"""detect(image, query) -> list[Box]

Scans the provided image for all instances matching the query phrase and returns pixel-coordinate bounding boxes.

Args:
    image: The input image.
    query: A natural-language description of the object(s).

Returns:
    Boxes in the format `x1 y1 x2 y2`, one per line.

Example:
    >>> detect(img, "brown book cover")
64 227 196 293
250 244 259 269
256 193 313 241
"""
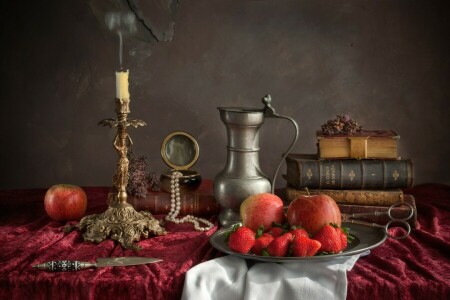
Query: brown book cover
285 184 404 206
284 154 414 190
127 179 219 216
338 195 417 228
317 130 400 159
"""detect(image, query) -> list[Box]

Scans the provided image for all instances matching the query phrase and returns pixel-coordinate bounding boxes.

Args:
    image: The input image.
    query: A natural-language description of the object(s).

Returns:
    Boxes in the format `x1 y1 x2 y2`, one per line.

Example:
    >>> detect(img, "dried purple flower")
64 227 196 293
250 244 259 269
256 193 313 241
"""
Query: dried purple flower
321 115 362 135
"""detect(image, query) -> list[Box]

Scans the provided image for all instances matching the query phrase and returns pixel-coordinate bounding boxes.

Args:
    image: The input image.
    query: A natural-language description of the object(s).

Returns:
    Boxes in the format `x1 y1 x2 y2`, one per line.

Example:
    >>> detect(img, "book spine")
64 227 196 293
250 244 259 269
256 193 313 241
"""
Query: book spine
316 130 399 159
286 157 413 189
128 193 219 216
285 187 403 206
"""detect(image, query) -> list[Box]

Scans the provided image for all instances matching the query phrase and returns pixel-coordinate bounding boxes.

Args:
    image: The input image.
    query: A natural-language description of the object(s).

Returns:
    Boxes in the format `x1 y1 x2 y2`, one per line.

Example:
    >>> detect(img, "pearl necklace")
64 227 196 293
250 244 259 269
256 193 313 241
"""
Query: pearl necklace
165 171 214 232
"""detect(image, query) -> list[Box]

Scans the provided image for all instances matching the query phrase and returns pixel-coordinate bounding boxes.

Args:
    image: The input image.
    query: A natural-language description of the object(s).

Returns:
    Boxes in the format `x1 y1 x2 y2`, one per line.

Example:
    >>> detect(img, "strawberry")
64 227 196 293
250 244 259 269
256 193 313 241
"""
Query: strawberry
306 239 322 256
337 226 353 252
251 233 274 255
267 226 286 238
291 236 321 257
313 224 342 254
338 229 348 251
228 225 256 254
289 227 309 240
264 232 293 257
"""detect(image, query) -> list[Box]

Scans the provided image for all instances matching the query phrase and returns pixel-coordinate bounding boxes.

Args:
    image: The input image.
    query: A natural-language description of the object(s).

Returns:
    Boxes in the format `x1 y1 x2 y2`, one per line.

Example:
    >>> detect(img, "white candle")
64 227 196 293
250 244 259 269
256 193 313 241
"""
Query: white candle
115 69 130 99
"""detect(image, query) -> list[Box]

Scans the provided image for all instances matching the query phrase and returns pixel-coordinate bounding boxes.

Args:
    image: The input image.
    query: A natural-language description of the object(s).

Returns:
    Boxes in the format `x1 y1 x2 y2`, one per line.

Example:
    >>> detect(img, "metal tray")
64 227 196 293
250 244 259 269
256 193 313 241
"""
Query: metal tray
210 222 387 263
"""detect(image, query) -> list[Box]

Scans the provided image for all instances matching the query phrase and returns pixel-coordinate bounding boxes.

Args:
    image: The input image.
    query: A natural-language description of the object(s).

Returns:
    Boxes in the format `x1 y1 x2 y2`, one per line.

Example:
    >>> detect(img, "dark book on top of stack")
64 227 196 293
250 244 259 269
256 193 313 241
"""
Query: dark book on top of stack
284 153 414 190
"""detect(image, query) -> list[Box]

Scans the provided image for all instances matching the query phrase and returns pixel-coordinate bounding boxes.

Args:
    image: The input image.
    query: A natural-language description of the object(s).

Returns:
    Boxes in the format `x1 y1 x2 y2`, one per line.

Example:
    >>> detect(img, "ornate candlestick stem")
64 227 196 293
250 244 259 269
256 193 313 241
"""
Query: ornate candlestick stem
112 98 132 205
66 78 167 251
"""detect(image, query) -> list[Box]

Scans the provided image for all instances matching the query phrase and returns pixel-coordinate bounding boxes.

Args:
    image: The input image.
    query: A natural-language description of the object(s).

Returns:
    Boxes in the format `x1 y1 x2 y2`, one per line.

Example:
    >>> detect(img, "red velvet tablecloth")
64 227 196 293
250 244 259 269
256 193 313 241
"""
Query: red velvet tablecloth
0 184 449 299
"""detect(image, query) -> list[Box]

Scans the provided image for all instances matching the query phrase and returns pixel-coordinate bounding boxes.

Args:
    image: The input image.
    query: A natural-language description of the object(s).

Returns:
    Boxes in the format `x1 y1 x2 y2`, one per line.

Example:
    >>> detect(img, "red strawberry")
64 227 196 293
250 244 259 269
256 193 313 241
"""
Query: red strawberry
251 233 274 255
289 227 309 240
228 226 256 254
337 226 353 252
264 232 293 257
313 224 342 254
267 226 285 238
338 229 348 251
306 239 322 256
291 237 321 257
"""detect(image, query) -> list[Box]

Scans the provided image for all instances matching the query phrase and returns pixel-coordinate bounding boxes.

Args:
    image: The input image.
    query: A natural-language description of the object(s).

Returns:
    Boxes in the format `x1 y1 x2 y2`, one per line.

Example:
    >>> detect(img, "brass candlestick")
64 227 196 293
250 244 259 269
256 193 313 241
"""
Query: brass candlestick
66 91 167 251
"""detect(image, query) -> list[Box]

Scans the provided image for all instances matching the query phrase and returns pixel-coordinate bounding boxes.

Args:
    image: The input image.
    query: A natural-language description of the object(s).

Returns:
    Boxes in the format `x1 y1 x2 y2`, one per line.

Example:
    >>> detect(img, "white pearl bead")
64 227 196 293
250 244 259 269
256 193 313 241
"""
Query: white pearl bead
165 171 213 231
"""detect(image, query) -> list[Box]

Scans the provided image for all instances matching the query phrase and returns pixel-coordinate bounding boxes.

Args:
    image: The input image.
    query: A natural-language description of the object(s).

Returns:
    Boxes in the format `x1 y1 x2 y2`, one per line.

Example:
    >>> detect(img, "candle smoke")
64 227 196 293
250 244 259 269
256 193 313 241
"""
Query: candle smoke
105 12 137 67
119 31 123 67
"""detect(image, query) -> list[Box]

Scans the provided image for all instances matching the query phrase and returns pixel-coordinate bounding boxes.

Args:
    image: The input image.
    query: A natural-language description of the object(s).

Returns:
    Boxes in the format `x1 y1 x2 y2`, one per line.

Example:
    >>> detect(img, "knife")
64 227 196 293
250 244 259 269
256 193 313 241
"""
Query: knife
32 257 162 272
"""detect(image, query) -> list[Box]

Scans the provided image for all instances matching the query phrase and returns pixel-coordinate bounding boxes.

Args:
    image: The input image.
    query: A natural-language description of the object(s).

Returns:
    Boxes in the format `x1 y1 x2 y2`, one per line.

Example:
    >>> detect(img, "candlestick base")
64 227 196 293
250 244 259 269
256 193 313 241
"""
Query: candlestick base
65 193 167 251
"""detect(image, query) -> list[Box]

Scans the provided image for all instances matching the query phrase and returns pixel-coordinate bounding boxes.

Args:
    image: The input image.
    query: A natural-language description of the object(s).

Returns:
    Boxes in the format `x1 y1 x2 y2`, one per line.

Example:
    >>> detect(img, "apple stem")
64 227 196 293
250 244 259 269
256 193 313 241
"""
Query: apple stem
305 187 310 196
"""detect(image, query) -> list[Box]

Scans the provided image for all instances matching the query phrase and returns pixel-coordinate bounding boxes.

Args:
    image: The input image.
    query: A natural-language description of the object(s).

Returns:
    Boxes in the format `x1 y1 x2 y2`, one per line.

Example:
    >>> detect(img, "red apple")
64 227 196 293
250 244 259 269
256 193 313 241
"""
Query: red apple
240 193 285 232
44 184 87 222
287 194 341 235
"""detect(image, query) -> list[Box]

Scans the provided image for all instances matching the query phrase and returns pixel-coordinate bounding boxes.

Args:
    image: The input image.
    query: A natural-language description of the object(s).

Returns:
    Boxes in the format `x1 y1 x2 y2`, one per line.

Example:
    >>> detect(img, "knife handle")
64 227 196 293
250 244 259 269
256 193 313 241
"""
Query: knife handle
33 261 96 272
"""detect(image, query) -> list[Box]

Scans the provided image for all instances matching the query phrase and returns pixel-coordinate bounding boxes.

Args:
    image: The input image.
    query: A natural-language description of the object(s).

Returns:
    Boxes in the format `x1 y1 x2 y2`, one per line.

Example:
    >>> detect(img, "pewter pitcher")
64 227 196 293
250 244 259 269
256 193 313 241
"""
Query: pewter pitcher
214 95 299 227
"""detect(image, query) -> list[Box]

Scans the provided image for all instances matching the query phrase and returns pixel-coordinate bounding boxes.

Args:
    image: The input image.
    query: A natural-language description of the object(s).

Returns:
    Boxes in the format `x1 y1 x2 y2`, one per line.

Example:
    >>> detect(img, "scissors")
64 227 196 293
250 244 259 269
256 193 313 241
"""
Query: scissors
341 201 415 239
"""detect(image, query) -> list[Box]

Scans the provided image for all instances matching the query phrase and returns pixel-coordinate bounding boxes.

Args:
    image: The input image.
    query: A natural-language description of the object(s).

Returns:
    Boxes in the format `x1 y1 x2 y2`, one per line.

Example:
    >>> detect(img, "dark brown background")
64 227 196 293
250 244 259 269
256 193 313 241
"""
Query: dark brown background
1 0 449 189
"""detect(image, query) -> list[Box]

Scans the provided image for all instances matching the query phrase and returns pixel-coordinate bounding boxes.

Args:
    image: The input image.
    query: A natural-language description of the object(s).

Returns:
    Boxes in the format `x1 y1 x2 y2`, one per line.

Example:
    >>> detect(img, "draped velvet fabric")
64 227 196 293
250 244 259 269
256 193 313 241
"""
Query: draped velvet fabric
0 184 449 300
347 184 450 299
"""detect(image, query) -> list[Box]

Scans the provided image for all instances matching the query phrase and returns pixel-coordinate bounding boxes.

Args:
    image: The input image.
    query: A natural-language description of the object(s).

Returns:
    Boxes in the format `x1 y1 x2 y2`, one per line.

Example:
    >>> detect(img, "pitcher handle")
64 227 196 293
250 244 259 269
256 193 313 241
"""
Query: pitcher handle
262 95 299 194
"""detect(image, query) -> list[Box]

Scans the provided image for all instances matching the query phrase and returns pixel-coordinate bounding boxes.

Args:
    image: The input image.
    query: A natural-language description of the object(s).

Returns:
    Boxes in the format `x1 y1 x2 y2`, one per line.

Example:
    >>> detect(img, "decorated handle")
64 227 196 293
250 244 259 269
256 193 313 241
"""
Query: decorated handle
262 94 299 194
32 260 96 272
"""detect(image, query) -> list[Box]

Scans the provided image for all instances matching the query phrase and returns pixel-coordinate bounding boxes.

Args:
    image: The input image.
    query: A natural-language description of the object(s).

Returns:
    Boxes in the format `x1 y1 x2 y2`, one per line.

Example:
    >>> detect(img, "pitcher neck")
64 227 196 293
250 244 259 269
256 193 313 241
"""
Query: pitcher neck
222 151 267 179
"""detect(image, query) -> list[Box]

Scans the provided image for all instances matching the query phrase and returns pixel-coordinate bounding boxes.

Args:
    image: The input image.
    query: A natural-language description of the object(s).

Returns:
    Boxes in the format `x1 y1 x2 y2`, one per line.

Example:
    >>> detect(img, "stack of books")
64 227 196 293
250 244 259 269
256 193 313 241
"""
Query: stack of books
284 130 417 227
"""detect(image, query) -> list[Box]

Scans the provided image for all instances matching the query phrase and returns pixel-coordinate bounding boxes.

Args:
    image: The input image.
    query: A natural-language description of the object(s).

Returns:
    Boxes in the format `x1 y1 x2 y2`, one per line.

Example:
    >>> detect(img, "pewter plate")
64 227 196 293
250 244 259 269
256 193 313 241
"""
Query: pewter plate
210 222 387 263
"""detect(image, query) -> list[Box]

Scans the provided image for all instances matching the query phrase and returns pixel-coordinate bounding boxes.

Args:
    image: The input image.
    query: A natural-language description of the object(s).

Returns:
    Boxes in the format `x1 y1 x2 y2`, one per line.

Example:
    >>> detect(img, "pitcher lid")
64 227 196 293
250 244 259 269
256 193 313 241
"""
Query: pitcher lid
217 107 263 113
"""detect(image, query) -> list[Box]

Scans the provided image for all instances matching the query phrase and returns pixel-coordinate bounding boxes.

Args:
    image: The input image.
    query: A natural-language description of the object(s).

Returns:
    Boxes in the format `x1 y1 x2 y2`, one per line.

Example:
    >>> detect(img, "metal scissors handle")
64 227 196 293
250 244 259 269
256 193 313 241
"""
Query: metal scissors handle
342 202 414 239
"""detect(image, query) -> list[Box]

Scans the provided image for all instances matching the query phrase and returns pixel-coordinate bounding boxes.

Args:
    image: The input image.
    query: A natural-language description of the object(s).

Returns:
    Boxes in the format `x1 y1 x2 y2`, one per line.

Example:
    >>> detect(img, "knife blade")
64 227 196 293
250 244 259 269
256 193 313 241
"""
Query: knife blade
32 257 162 272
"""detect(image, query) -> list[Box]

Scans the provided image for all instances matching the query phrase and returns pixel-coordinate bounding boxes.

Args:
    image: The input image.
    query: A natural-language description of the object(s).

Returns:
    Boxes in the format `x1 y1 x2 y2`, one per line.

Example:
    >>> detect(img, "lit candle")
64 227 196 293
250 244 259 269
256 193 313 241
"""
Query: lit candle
115 69 130 99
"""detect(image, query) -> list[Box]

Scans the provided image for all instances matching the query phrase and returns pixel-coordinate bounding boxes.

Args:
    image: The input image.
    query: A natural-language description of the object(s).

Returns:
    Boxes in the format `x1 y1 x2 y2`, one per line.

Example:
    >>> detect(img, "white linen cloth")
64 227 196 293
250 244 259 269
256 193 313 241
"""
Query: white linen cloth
181 254 360 300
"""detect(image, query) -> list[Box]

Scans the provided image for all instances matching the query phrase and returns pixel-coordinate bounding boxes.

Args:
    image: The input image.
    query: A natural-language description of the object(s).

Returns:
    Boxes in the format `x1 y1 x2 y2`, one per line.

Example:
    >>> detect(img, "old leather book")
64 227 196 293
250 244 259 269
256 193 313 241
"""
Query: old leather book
284 154 413 190
317 130 400 159
127 180 219 216
285 184 404 206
